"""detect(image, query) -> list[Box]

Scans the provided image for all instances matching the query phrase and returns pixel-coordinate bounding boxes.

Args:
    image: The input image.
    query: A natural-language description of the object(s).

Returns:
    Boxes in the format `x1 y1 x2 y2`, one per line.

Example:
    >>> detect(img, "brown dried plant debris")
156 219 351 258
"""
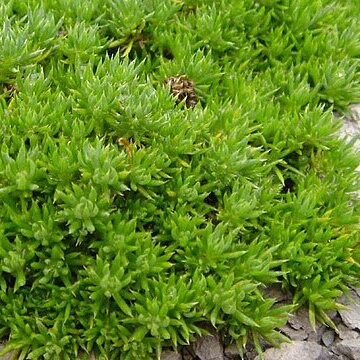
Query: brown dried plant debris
164 75 198 108
2 82 19 102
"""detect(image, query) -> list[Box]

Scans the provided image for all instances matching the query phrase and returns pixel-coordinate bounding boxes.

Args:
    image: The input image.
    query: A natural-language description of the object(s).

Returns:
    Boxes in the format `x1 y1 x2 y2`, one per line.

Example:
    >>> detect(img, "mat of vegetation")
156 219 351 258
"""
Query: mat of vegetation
0 0 359 359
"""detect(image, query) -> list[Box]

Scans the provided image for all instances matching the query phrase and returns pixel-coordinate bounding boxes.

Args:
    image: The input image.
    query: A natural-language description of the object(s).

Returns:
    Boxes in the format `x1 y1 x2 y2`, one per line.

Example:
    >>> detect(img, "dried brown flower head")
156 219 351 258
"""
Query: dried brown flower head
163 75 198 108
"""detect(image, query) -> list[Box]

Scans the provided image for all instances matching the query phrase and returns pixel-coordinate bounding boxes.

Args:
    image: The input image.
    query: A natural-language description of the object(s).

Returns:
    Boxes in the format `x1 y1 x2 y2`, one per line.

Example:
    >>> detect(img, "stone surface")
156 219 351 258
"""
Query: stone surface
354 287 360 298
181 346 197 360
307 325 326 343
280 324 308 341
336 323 359 341
338 290 360 331
0 345 14 360
254 341 330 360
337 103 360 177
287 308 312 332
341 104 360 152
224 343 240 359
321 330 336 347
327 310 339 320
194 334 224 360
333 338 360 360
328 353 350 360
263 284 292 304
161 350 182 360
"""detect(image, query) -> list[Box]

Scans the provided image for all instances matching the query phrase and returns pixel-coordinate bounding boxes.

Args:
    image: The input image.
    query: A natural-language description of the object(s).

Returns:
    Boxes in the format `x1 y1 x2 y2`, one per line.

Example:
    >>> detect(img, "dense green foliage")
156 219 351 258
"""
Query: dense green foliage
0 0 359 359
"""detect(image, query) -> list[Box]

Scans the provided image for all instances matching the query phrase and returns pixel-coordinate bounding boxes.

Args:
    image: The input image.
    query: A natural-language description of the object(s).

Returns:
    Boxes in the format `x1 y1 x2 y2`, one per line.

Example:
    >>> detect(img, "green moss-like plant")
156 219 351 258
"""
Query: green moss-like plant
0 0 359 359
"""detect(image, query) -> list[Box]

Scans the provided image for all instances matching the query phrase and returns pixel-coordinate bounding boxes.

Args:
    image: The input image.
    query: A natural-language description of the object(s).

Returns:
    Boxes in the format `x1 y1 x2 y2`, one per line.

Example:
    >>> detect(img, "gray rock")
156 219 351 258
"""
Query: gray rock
336 324 359 340
340 104 360 153
254 341 330 360
321 330 336 347
307 325 327 343
0 345 14 360
288 308 313 332
181 345 198 360
327 310 339 320
161 350 182 360
355 288 360 298
280 324 308 341
224 343 240 359
194 334 224 360
333 339 360 360
337 104 360 179
263 284 292 303
338 290 360 331
328 352 350 360
285 307 327 343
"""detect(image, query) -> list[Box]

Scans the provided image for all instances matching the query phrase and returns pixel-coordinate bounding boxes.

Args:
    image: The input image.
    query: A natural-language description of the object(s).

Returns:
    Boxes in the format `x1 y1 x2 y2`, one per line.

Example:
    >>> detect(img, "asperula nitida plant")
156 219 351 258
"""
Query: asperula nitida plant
163 75 198 108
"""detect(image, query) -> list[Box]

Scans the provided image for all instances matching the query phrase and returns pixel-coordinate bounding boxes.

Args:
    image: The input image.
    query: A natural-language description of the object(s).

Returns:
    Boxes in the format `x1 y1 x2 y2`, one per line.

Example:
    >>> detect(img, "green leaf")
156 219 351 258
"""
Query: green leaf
235 311 260 328
113 292 133 317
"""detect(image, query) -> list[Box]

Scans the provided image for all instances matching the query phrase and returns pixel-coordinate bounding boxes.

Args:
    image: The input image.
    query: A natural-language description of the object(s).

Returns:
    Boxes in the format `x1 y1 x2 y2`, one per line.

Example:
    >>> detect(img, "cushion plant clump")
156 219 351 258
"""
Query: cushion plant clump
0 0 359 359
